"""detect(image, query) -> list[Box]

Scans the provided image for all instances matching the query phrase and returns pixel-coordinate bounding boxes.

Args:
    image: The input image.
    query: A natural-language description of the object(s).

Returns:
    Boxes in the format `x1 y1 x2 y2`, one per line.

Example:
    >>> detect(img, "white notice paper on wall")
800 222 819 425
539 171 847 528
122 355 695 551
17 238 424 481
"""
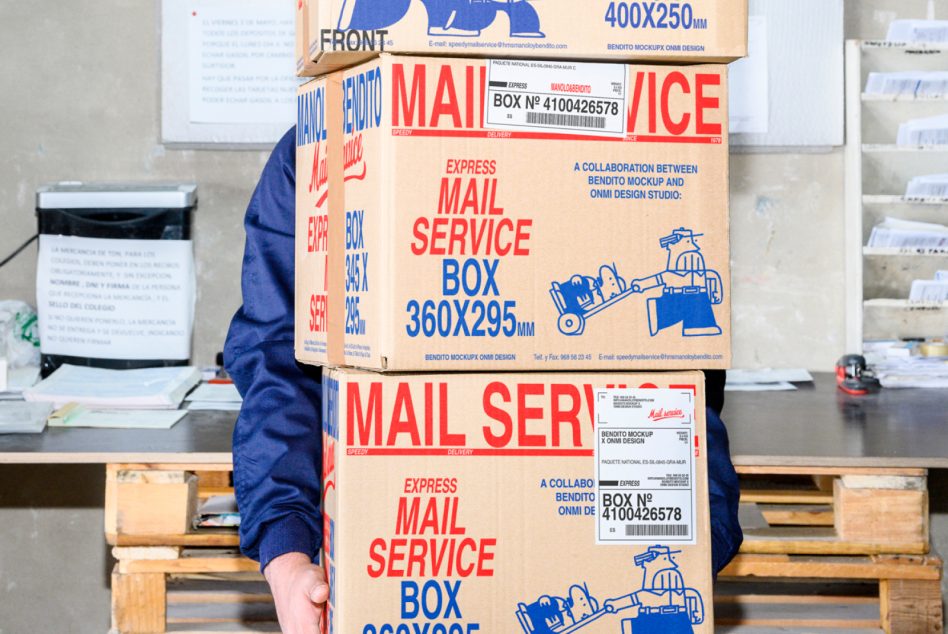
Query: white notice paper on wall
729 16 768 135
36 236 195 360
187 2 296 124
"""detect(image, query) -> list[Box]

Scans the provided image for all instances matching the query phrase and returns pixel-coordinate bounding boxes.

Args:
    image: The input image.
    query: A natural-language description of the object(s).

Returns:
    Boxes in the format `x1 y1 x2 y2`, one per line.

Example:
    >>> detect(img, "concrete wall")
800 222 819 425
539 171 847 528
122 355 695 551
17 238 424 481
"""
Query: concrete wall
0 1 944 631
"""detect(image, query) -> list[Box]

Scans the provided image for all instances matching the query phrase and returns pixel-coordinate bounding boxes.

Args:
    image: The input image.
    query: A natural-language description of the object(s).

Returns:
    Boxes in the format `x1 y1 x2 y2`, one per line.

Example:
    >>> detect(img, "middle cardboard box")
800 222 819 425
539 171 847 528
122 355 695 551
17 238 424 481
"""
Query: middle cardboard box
296 55 730 372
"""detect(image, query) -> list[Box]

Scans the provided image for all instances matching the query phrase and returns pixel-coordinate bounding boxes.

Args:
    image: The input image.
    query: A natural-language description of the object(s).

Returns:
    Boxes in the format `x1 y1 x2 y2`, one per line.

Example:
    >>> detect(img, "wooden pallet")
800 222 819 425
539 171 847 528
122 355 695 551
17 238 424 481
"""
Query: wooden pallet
107 463 252 634
106 463 942 634
719 553 943 633
735 466 930 556
715 580 884 632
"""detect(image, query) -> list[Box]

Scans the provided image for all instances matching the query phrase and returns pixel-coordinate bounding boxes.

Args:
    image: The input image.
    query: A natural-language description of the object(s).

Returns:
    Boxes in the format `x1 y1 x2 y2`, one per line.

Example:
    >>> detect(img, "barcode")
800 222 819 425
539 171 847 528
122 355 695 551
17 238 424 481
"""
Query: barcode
526 112 607 129
625 524 689 537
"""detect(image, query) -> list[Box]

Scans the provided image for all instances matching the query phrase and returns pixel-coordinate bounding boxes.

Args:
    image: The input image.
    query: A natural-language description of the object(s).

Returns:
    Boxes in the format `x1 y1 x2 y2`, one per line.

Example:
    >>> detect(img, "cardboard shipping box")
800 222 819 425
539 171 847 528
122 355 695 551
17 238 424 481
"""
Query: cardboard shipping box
321 367 712 633
296 0 747 76
296 55 731 371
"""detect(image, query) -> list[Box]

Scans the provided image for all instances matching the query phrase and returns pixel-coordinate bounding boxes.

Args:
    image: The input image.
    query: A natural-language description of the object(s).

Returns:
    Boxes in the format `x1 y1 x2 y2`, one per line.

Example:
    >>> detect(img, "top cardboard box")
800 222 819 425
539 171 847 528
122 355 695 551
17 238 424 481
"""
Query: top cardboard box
296 0 748 76
295 55 731 372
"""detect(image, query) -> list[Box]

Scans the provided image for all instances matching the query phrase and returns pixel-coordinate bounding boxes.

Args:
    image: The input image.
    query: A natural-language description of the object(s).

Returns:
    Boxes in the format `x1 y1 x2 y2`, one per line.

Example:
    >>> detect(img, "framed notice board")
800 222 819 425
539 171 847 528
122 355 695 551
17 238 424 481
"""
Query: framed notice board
729 0 844 148
161 0 298 147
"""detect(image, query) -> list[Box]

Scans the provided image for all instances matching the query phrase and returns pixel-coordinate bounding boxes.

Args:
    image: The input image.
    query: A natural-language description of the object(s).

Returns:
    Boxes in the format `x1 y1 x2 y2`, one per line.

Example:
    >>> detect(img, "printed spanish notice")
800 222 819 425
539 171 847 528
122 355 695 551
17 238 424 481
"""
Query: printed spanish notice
36 236 195 362
295 55 731 371
186 0 296 125
296 0 748 76
594 388 697 545
322 368 712 634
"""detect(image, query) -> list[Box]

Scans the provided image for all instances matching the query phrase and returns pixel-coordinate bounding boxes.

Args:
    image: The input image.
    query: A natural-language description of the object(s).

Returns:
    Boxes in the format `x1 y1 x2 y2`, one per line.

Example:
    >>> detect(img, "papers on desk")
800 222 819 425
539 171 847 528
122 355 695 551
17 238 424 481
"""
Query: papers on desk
867 340 948 388
724 368 813 391
906 174 948 199
0 366 40 401
874 357 948 389
865 71 948 98
867 217 948 249
886 19 948 44
0 401 53 434
47 403 187 429
23 364 201 409
897 114 948 146
185 382 242 411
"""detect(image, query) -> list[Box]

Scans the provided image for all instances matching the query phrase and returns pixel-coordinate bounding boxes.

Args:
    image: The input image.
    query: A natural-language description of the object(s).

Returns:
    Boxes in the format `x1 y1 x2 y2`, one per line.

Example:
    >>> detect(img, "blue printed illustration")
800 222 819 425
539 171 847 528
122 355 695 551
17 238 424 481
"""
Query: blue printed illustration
515 546 704 634
337 0 545 38
516 583 606 634
605 546 705 633
549 228 723 338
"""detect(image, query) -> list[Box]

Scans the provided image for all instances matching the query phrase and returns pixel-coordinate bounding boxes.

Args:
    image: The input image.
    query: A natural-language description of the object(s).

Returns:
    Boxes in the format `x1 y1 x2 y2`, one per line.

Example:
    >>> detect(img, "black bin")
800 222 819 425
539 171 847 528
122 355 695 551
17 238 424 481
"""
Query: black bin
36 182 198 377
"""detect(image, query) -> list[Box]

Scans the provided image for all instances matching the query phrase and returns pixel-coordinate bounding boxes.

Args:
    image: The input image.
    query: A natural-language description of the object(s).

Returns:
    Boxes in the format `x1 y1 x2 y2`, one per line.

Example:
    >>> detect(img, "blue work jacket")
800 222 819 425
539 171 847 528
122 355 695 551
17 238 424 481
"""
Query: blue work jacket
225 127 743 574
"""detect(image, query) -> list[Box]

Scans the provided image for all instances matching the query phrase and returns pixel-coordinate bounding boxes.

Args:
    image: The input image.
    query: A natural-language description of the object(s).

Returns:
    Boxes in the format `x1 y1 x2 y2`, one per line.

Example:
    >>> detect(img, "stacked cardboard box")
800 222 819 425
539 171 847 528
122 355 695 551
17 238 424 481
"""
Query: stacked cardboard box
295 5 745 633
296 0 747 76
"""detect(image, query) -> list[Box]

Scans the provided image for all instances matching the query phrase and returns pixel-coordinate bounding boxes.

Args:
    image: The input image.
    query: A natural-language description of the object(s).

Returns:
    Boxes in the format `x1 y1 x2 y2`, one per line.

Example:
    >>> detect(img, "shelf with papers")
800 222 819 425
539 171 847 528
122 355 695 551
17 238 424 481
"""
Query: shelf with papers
861 41 946 53
863 299 948 340
862 195 948 205
863 246 948 256
847 38 948 349
862 93 948 102
862 144 948 152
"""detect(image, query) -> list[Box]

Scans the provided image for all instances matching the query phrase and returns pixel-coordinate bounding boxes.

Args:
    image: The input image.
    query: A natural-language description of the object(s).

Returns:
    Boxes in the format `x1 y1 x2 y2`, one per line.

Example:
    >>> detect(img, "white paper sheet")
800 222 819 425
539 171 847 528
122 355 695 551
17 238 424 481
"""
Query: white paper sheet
187 2 296 124
910 280 948 303
886 19 948 44
729 16 769 134
48 406 186 429
0 402 52 434
906 173 948 199
23 364 201 409
726 368 814 384
36 235 195 361
187 401 242 411
185 382 241 403
724 381 797 392
897 113 948 146
868 217 948 249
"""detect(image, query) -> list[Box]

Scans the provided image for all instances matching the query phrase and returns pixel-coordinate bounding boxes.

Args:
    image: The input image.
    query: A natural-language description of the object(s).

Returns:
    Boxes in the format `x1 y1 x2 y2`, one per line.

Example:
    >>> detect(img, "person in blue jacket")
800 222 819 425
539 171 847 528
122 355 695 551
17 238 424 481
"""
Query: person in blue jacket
224 127 743 633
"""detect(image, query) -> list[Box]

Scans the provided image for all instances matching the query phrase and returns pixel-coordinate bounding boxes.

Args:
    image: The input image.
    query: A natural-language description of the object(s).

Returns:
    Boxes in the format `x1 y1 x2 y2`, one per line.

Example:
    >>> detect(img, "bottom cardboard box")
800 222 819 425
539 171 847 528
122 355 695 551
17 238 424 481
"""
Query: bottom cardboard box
321 367 711 633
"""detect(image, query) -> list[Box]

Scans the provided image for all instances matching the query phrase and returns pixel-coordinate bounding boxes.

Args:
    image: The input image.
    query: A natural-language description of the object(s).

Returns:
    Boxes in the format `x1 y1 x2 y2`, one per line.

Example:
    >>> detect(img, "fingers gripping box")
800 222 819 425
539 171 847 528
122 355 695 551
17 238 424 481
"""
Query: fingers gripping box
296 0 747 76
295 56 731 372
320 368 712 634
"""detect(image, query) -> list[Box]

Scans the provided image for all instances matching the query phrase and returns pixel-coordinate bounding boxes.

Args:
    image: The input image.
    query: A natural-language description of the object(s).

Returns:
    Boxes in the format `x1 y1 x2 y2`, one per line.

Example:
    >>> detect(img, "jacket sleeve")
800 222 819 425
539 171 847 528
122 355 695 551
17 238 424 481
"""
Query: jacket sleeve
224 126 323 571
704 370 743 576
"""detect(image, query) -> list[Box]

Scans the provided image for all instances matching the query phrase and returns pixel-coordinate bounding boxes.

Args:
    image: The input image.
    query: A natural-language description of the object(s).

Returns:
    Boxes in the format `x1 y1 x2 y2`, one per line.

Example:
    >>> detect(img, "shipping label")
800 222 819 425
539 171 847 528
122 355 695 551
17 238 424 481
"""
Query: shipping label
594 388 697 545
485 59 628 137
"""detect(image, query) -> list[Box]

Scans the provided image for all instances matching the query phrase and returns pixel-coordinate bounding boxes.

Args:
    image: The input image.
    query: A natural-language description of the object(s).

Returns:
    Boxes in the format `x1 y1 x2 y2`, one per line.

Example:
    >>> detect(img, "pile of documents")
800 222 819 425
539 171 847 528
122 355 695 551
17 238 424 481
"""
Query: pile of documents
906 173 948 198
865 71 948 98
866 340 948 388
886 19 948 44
897 114 948 146
867 217 948 249
19 364 202 430
909 271 948 303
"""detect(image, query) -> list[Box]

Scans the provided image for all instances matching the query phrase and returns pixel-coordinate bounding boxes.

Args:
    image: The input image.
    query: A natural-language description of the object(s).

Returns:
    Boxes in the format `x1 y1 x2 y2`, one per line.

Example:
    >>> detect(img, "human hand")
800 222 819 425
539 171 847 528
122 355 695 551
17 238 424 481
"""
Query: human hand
264 552 330 634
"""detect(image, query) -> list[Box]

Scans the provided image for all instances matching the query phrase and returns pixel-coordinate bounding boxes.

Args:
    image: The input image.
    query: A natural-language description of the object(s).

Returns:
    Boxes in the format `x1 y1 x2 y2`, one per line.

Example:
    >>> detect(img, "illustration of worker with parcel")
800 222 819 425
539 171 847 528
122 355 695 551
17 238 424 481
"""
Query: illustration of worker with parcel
516 546 704 634
336 0 545 38
551 227 724 338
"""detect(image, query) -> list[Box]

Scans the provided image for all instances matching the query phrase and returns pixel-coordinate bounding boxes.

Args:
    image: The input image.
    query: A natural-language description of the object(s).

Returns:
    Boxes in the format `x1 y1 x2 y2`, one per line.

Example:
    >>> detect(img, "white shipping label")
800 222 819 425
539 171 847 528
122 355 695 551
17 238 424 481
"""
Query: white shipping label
594 388 697 545
485 59 628 137
37 236 195 361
